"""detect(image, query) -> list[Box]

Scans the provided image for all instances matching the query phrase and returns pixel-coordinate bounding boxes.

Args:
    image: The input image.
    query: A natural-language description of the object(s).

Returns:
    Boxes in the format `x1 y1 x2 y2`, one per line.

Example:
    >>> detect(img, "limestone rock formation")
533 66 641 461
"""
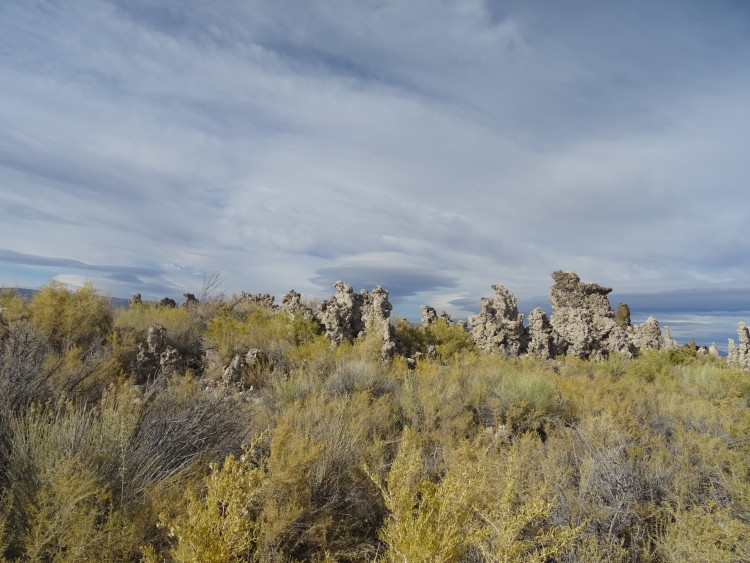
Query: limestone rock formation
222 354 246 385
469 285 526 356
614 303 631 327
159 297 177 308
136 324 182 378
317 281 362 344
361 285 398 359
421 305 438 327
548 271 620 359
316 281 396 359
631 317 662 351
240 292 276 309
728 322 750 371
280 289 315 319
662 327 679 350
548 271 647 359
181 292 199 308
605 326 638 357
130 293 142 307
526 307 556 358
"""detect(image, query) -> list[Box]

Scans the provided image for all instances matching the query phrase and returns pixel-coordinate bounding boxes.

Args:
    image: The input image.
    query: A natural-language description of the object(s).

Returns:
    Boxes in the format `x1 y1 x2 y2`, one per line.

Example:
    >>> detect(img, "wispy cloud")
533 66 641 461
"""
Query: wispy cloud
1 0 750 343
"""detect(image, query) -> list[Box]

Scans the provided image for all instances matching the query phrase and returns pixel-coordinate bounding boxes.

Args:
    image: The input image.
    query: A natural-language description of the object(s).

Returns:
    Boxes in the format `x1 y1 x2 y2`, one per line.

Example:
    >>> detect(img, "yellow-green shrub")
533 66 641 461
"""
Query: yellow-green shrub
161 451 264 562
27 281 113 353
425 318 476 361
371 428 581 562
114 302 202 356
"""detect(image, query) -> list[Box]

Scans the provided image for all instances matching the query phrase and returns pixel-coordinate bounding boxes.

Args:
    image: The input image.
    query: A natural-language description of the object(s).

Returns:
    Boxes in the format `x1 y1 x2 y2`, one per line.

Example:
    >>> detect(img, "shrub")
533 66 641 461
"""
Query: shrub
0 392 143 560
425 318 475 361
123 375 253 506
391 317 426 356
656 503 750 562
161 448 265 562
466 359 563 435
114 302 202 358
27 281 113 353
370 429 582 562
369 426 476 562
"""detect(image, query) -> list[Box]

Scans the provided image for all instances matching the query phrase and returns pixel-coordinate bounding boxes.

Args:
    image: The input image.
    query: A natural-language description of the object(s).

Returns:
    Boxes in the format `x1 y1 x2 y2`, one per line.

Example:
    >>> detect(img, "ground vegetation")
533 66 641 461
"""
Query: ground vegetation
0 283 748 561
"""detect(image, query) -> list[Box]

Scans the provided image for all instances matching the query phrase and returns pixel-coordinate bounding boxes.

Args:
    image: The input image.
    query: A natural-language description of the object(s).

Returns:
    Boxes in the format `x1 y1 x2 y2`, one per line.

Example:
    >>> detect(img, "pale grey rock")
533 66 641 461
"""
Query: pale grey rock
317 281 361 344
240 292 276 309
605 325 638 358
549 271 617 359
280 289 314 319
136 324 182 377
469 284 526 357
728 322 750 371
222 354 246 384
181 292 199 308
631 317 662 351
548 271 648 359
316 281 397 359
526 307 556 358
426 344 437 360
662 327 679 350
361 285 397 360
420 305 438 327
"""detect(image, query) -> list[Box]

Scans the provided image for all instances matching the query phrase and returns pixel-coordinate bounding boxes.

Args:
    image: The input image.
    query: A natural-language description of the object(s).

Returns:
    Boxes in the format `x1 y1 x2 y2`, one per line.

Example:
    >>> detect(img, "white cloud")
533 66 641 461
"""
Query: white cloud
1 0 750 346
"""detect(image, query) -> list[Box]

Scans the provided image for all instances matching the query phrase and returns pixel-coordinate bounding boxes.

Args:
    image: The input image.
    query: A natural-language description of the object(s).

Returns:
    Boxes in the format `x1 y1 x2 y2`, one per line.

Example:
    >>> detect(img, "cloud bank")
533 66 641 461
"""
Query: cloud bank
1 1 749 343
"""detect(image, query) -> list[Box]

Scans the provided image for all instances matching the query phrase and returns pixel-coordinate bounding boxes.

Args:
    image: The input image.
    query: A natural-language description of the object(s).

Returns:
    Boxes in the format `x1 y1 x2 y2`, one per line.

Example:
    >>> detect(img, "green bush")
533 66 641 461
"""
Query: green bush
27 281 113 353
114 302 203 357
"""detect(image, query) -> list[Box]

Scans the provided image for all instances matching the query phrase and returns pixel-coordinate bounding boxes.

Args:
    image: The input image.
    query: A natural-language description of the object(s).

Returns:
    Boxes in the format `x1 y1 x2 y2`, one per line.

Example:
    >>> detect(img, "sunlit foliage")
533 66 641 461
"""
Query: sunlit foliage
0 282 749 561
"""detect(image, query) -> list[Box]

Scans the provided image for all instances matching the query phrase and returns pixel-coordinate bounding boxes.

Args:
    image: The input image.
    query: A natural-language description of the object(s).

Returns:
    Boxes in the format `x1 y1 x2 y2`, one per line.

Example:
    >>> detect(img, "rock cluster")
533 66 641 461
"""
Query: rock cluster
316 281 396 359
280 289 314 319
460 271 662 360
181 293 199 308
549 271 627 359
469 285 526 356
240 292 276 309
526 308 556 358
662 327 679 350
728 323 750 371
136 324 182 379
421 305 438 327
220 348 267 386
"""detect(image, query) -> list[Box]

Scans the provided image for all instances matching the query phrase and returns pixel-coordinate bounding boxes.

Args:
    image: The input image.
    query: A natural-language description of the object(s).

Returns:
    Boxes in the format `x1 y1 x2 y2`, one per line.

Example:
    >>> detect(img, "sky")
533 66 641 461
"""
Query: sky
1 1 750 347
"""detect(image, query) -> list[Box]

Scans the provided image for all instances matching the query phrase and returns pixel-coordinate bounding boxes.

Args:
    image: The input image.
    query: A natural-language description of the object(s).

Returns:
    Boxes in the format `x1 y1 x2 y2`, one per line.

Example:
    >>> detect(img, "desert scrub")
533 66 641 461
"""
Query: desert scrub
114 301 203 357
425 318 476 361
465 357 565 436
205 308 325 368
0 388 146 560
160 448 265 562
395 360 474 462
392 317 475 362
370 428 581 562
27 280 113 353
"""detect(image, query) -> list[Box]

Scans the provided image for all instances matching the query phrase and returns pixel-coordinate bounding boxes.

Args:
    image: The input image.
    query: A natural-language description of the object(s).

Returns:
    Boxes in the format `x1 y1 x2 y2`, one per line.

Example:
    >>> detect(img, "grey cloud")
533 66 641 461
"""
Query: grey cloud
0 249 162 277
612 288 750 315
311 266 459 303
2 1 750 313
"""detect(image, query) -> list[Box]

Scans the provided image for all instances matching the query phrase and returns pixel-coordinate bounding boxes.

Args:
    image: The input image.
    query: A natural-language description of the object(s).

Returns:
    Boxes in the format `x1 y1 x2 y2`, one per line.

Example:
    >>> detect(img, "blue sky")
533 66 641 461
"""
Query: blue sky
1 1 749 346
